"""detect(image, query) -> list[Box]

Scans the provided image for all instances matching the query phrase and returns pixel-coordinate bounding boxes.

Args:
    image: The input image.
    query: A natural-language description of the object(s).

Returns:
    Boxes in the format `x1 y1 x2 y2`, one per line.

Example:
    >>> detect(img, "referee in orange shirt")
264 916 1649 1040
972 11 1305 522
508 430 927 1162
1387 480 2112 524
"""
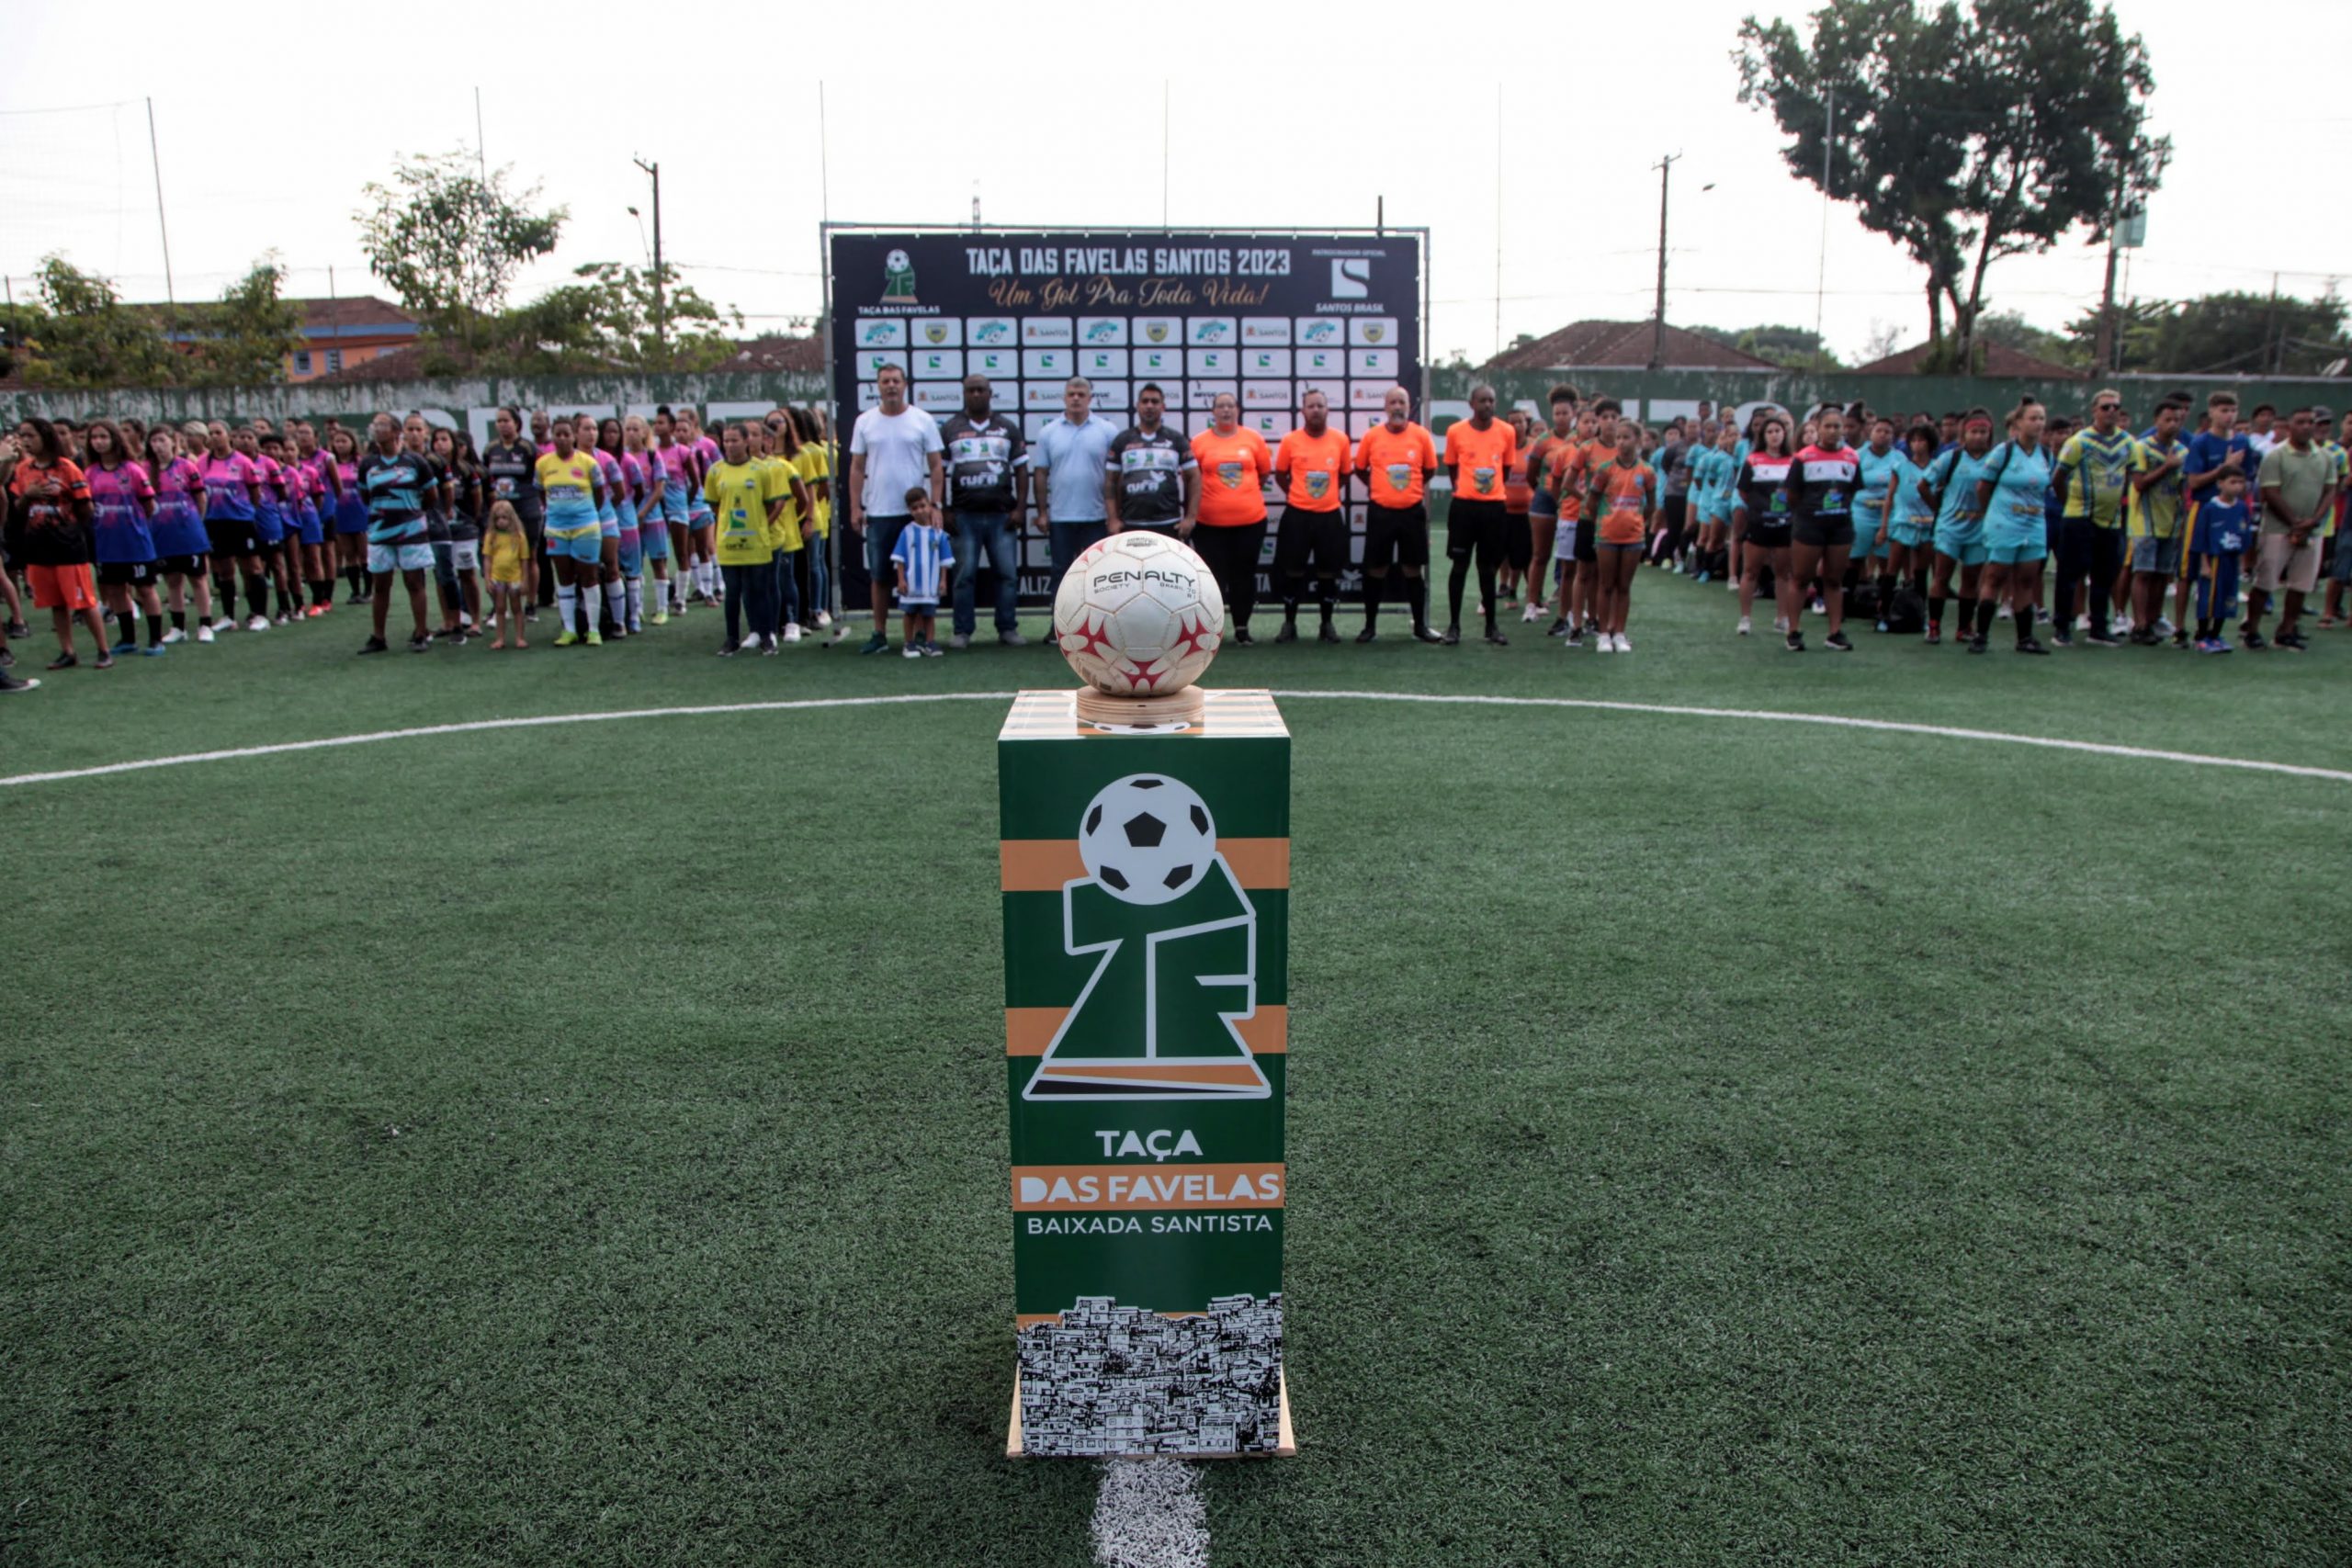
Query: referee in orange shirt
1442 383 1517 644
1272 389 1353 642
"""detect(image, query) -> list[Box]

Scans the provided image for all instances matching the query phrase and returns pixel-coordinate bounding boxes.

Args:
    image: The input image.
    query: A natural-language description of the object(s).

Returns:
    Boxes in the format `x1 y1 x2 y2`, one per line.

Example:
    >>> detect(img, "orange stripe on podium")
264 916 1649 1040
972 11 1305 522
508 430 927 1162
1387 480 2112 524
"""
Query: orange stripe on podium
999 837 1289 892
1006 1005 1286 1056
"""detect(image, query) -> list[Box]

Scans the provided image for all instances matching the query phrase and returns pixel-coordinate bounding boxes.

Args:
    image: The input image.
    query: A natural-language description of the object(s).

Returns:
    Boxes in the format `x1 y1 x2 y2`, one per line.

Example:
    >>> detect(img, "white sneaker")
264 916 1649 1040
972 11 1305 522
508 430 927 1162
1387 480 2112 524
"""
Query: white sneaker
2154 616 2175 637
1737 615 1752 636
161 626 186 645
901 643 922 659
1596 636 1615 654
197 624 216 644
816 610 834 628
1521 603 1539 623
1727 579 1738 592
1774 616 1788 634
1613 632 1632 651
783 622 803 643
2075 613 2091 631
1996 604 2013 620
245 615 270 632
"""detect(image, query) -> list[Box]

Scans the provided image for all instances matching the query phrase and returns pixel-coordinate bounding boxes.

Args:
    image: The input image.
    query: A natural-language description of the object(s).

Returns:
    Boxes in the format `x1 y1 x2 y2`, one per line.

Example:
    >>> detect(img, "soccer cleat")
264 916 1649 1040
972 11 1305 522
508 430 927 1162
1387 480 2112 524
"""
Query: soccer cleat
901 642 922 659
196 625 216 644
1595 635 1614 654
1825 630 1852 652
2016 637 2050 655
46 652 78 671
1925 625 1941 646
583 627 602 647
1736 615 1752 636
1411 626 1442 644
1996 604 2013 620
245 615 270 632
1548 617 1570 637
1774 616 1789 634
1785 633 1804 653
1483 627 1508 646
2084 631 2122 648
2276 630 2310 651
717 641 740 657
2154 616 2175 637
2051 633 2074 649
408 633 432 653
109 638 138 655
1966 634 1988 654
650 610 669 626
1233 626 1254 646
0 671 35 693
307 604 326 619
1612 632 1632 652
858 634 890 656
762 636 781 657
357 636 388 655
555 630 579 648
141 643 167 658
1320 622 1342 644
5 619 28 638
1521 603 1541 623
161 626 186 645
1440 626 1461 646
2240 630 2267 650
1355 626 1376 643
1273 623 1298 644
2171 628 2189 648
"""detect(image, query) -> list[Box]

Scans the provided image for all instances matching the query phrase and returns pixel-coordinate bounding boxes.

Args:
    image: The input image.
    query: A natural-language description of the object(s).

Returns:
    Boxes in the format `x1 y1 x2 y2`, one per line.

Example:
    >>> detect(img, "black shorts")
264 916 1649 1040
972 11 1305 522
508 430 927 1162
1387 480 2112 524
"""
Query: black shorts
1504 513 1533 571
96 559 157 587
1793 516 1855 550
157 553 205 576
1572 513 1598 564
1663 494 1689 530
206 520 262 558
1445 498 1508 566
1747 520 1793 550
1272 505 1348 577
1363 502 1429 570
517 511 546 550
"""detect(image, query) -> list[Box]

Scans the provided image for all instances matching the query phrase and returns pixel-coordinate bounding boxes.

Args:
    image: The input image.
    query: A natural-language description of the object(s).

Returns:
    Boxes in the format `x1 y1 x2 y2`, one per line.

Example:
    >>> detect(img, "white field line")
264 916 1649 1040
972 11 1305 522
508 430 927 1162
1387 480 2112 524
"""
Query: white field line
1091 1460 1209 1568
5 687 2350 789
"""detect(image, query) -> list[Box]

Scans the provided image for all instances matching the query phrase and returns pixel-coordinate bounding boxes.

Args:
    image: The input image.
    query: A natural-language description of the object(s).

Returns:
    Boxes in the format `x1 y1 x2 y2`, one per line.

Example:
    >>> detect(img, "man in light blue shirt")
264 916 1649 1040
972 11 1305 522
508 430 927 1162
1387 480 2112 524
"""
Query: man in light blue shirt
1030 378 1120 588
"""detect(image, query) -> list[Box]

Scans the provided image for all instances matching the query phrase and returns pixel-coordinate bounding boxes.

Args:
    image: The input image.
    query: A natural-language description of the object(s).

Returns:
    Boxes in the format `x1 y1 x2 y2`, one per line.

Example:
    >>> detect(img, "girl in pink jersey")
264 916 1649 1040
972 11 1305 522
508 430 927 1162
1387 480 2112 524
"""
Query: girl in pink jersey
144 426 217 642
622 415 673 627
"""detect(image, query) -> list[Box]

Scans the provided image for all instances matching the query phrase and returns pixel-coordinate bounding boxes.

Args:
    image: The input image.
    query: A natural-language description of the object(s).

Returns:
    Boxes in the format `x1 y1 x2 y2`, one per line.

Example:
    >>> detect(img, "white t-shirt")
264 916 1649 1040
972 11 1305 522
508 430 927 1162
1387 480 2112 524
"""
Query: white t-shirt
850 405 944 517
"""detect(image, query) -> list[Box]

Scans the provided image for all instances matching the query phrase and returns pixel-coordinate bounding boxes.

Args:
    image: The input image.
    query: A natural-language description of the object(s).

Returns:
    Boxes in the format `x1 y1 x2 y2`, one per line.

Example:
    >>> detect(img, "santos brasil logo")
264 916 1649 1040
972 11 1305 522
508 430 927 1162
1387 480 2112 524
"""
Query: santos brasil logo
1023 774 1268 1101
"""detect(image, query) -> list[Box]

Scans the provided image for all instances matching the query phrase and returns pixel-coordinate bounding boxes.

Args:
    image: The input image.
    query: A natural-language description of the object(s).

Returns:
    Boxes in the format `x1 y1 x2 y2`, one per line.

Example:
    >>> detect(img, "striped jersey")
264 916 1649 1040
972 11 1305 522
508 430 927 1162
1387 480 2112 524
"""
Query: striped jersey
889 521 956 604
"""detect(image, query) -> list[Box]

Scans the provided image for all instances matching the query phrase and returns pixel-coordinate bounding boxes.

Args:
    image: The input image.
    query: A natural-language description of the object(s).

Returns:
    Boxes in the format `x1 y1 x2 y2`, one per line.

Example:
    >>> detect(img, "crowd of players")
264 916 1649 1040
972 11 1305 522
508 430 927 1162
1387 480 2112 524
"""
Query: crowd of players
5 375 2345 692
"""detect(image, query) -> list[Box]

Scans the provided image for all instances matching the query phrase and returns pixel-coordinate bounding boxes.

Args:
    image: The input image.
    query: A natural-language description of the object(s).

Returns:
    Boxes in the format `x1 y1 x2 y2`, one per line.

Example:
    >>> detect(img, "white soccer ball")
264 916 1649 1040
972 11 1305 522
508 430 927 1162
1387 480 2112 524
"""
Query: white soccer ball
1079 773 1218 907
885 248 912 275
1053 531 1223 697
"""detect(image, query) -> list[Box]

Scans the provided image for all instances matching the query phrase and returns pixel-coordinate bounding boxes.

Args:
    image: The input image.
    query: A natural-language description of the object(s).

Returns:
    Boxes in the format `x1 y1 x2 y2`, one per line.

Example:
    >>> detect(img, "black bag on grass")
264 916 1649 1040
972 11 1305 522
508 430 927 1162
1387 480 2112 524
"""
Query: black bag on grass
1883 585 1926 634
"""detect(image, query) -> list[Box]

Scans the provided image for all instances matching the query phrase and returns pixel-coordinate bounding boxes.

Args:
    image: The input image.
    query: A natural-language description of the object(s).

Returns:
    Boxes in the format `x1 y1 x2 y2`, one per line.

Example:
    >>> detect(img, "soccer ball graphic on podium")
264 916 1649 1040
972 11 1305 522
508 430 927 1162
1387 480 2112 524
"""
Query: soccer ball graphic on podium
1079 774 1218 907
1053 532 1224 723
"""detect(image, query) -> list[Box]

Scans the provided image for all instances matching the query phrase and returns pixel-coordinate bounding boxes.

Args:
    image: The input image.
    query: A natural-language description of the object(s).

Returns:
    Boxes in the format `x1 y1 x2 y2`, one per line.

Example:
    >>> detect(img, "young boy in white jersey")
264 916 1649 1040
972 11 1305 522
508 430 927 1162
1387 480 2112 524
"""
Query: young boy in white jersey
889 488 954 658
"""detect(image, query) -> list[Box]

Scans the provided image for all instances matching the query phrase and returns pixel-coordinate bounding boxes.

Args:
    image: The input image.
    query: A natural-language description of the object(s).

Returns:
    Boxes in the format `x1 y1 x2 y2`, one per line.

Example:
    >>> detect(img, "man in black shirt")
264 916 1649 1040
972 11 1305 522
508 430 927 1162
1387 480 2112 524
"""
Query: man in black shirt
939 374 1028 649
1106 383 1197 536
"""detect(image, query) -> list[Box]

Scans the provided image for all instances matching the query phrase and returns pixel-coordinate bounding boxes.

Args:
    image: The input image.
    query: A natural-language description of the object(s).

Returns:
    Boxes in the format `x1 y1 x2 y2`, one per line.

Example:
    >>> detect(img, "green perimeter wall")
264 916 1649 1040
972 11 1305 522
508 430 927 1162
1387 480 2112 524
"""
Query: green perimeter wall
6 365 2344 442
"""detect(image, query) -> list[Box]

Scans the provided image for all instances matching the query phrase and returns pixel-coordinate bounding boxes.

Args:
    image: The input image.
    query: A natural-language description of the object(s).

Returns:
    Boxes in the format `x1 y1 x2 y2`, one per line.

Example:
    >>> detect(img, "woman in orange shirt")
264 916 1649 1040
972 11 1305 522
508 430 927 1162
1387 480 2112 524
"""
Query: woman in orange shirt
1581 420 1657 653
1188 392 1275 643
1500 410 1536 611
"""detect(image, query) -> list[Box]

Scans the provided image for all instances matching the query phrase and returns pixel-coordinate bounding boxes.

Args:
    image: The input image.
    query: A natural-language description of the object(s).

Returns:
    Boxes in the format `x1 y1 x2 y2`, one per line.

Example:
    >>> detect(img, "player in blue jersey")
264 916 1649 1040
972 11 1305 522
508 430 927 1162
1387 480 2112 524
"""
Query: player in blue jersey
1918 409 1996 646
2188 468 2254 652
1852 414 1902 625
1969 398 2054 654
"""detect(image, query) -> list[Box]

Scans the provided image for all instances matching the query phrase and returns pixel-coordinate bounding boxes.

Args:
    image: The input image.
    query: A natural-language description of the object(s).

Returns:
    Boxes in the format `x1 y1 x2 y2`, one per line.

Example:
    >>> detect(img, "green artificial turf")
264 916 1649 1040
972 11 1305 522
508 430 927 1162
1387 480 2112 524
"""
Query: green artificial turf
4 570 2347 1564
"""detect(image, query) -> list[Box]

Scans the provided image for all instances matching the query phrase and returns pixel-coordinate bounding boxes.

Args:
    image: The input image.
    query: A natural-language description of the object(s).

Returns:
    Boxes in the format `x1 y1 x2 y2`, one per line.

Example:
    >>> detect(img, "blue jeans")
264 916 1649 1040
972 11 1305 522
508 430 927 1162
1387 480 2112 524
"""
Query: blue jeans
951 510 1020 636
771 547 802 631
1048 519 1108 589
807 533 831 619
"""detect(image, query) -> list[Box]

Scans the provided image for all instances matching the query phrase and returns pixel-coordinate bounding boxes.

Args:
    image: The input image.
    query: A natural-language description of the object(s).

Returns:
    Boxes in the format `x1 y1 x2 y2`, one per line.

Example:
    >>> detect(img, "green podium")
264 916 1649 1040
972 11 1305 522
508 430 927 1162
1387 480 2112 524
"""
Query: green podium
998 689 1295 1458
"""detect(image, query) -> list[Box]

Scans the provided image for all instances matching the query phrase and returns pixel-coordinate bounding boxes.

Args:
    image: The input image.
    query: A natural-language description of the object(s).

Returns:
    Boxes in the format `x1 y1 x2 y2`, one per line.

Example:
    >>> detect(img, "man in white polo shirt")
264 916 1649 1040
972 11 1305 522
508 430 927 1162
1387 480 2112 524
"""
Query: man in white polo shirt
845 363 945 655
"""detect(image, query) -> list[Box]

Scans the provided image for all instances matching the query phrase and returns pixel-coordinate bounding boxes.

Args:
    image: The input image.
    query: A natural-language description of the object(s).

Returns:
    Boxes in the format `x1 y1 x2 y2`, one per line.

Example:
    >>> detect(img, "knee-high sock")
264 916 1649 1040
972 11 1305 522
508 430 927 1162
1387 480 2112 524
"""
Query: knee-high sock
1317 577 1338 623
1976 597 1998 637
604 579 627 631
1955 595 1975 636
213 573 236 622
628 574 644 629
243 574 269 618
1928 594 1945 631
1361 572 1383 626
1408 573 1430 632
1446 557 1470 626
556 582 578 634
1476 559 1498 626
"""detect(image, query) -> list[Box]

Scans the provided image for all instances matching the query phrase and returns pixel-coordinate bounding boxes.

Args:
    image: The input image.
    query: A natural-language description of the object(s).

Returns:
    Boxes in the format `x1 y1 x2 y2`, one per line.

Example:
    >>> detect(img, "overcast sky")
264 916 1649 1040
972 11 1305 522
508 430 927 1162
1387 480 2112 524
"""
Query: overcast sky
4 0 2344 367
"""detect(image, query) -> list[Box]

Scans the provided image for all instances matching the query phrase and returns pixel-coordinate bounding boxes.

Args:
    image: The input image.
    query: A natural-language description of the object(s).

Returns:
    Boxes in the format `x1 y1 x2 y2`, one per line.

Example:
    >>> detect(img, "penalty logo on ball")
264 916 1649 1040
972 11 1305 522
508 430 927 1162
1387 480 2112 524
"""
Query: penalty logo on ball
1023 773 1269 1101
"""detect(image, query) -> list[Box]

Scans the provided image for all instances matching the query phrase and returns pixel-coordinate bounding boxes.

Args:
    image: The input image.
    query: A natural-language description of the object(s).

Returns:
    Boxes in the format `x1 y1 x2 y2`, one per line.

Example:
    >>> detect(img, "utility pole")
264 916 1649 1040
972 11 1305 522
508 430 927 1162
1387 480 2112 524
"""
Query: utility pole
1649 153 1679 370
634 157 665 354
2267 272 2283 375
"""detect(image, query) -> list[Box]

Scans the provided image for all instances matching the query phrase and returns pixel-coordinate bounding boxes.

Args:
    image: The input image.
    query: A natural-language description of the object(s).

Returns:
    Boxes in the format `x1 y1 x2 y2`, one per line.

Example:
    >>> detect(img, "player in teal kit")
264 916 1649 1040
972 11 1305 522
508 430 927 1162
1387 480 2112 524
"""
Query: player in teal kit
1970 399 2054 654
1918 409 1996 645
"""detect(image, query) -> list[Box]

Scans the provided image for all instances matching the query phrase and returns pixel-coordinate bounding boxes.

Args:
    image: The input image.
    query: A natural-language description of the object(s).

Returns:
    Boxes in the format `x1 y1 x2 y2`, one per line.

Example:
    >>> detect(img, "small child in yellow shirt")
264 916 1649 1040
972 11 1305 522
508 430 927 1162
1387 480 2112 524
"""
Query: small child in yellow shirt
485 501 531 649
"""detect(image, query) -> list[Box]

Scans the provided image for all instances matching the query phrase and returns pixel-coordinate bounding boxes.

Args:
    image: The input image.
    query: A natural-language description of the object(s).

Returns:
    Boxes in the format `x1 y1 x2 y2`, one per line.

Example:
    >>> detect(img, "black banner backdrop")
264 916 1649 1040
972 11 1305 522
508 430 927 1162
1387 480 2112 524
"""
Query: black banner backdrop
826 228 1424 606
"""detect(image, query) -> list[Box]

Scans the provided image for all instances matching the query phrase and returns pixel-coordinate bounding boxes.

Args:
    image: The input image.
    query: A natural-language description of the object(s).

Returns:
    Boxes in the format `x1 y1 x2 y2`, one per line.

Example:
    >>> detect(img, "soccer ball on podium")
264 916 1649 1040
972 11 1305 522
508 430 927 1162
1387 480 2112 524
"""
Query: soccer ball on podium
1053 532 1224 727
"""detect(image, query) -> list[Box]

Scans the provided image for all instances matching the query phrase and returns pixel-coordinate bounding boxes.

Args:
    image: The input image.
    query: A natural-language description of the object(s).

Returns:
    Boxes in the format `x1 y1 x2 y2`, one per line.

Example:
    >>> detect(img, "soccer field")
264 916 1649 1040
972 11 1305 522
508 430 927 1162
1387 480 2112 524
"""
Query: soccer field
6 574 2348 1566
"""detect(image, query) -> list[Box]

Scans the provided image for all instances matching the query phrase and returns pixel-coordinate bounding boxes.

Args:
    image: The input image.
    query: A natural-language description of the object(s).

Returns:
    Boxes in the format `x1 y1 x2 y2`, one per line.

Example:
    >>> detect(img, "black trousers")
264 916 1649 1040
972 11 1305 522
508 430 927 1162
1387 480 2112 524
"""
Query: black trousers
1191 522 1267 627
2052 517 2124 637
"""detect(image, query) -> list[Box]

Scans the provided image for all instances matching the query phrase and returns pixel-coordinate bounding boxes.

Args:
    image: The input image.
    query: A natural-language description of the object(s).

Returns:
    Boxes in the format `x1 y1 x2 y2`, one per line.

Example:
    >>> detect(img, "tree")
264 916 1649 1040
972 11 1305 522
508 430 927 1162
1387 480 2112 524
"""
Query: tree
1972 309 2087 370
14 255 179 388
356 151 566 360
1688 321 1843 371
485 263 741 376
1739 0 2169 367
2065 291 2350 376
181 260 303 387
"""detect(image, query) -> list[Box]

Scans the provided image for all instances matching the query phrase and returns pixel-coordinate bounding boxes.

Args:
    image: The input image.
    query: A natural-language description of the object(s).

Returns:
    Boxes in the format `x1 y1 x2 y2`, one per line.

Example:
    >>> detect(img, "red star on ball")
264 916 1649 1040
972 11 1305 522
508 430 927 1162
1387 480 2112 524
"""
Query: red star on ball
1173 613 1219 659
1063 613 1116 660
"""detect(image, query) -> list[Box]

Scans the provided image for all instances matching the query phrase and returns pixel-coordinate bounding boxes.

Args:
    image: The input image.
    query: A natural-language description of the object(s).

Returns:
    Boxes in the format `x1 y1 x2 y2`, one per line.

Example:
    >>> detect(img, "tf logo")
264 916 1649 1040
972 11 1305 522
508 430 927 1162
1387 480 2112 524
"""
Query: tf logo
1024 773 1268 1101
883 247 918 301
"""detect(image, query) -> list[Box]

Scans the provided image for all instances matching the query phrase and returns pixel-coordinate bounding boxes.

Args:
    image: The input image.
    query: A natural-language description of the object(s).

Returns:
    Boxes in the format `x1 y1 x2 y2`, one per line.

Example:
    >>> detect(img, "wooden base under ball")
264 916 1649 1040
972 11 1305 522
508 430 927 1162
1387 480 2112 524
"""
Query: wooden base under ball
1073 685 1206 728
